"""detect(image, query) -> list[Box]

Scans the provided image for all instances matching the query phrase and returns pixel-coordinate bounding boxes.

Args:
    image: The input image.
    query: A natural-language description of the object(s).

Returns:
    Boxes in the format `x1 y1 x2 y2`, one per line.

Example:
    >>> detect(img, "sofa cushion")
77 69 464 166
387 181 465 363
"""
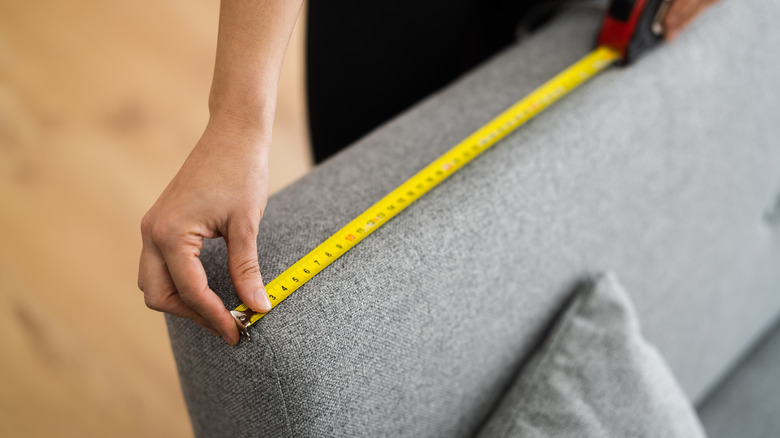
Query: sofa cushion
477 272 706 438
697 317 780 438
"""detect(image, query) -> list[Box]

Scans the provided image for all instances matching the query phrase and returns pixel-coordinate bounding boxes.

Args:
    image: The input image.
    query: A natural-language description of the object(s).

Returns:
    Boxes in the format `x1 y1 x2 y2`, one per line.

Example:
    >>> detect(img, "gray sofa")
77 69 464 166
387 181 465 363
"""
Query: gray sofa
166 0 780 436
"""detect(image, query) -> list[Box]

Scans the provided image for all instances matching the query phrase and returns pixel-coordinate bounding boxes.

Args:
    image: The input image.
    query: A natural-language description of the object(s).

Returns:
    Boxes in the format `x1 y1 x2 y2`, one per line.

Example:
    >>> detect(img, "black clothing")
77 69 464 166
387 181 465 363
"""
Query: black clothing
306 0 562 164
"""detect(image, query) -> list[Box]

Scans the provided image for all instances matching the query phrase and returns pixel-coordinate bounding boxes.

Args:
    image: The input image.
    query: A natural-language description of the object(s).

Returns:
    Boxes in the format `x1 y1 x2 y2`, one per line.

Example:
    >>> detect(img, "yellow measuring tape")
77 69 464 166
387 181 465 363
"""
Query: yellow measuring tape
230 46 621 339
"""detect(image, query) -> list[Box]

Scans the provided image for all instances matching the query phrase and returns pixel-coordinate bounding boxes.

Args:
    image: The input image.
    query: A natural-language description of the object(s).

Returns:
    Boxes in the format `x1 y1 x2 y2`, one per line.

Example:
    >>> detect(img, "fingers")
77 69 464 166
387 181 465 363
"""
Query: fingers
663 0 714 41
142 212 240 344
226 219 272 313
155 230 241 345
138 243 221 338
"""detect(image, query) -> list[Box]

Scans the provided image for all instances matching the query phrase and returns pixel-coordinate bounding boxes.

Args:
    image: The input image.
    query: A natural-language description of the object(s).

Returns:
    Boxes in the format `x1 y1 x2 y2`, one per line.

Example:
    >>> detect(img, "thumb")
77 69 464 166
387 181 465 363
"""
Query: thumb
226 220 272 313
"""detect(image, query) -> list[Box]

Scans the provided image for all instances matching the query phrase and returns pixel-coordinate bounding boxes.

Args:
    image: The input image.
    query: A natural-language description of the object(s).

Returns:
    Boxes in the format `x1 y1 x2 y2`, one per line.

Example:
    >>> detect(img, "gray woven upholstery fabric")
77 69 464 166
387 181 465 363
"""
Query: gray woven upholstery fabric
167 0 780 436
476 272 706 438
698 317 780 438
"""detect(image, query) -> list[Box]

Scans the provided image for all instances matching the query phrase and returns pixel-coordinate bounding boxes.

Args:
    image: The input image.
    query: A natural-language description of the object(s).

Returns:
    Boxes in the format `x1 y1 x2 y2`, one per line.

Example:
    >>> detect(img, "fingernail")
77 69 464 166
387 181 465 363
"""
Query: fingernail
255 289 272 312
223 333 238 346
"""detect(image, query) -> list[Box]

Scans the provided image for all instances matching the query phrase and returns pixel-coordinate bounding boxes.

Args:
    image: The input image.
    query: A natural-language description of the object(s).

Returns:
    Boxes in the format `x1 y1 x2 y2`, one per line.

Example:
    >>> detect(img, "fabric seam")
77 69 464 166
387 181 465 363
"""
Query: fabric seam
259 331 294 437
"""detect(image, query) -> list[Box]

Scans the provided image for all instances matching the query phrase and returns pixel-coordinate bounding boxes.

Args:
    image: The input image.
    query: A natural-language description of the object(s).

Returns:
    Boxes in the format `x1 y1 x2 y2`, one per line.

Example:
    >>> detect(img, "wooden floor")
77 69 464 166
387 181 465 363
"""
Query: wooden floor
0 1 312 436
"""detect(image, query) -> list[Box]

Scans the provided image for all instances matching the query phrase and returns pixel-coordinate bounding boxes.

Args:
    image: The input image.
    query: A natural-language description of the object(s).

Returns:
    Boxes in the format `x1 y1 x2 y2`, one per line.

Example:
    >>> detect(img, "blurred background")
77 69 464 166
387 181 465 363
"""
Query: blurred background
0 1 311 436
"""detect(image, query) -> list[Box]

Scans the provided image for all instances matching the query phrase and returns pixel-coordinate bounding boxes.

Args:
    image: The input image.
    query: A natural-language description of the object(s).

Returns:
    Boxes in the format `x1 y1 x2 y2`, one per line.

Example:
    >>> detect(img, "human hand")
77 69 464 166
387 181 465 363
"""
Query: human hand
663 0 721 41
138 116 273 345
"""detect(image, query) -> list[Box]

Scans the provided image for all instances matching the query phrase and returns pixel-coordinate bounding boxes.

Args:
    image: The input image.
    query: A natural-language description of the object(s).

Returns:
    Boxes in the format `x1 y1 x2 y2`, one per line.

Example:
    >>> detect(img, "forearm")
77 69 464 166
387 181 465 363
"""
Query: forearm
208 0 304 135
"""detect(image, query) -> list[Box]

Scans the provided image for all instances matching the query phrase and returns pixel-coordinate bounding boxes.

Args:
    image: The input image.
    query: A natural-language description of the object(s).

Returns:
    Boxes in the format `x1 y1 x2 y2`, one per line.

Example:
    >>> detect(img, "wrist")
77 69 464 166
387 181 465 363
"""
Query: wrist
202 110 274 157
207 106 273 141
208 80 277 123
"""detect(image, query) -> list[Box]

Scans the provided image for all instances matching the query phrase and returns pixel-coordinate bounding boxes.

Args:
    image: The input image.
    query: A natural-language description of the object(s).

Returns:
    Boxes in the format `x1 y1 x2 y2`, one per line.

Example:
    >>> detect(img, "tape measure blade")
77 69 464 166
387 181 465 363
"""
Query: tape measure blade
233 46 620 333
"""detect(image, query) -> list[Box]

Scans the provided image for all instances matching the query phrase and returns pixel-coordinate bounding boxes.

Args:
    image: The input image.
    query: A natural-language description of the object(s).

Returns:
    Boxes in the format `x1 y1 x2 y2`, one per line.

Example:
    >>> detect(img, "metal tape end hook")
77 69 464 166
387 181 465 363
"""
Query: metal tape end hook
230 309 254 341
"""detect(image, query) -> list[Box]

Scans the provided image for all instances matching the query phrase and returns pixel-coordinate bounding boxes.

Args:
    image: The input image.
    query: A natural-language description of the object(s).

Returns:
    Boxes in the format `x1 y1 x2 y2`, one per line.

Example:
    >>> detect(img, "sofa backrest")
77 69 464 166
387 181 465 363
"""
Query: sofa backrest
167 1 780 436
